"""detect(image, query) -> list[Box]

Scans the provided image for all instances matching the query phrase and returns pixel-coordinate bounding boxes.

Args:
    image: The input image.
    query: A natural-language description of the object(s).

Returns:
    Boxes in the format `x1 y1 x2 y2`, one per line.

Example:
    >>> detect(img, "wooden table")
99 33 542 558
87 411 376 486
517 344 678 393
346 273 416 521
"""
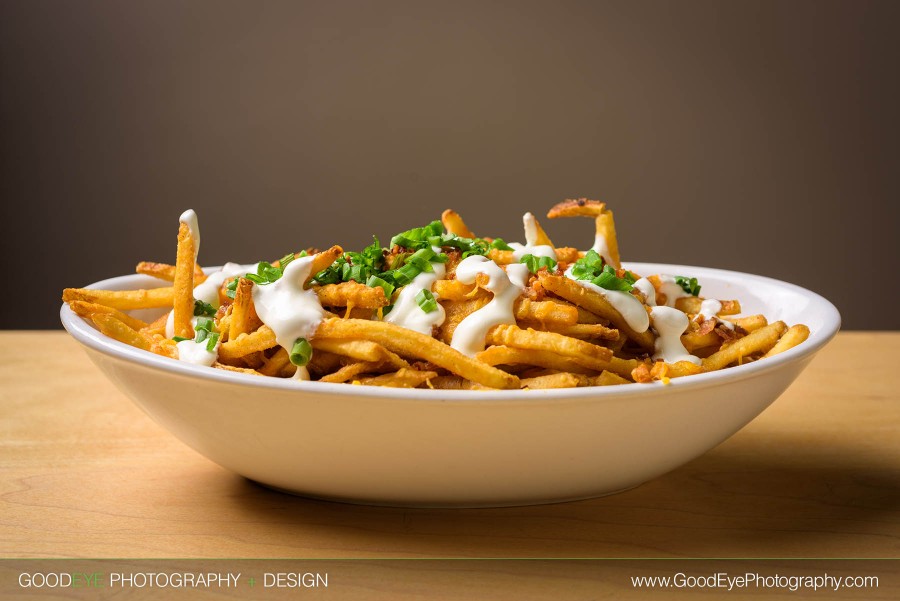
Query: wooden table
2 332 898 599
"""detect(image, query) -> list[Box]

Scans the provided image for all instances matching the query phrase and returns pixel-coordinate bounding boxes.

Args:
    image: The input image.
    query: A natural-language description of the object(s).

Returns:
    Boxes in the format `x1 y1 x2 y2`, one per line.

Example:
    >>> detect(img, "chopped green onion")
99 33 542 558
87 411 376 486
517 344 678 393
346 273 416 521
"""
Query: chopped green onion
194 329 210 344
205 332 220 352
390 221 443 249
392 262 423 287
366 275 395 300
225 277 240 299
674 276 701 297
520 254 558 274
278 252 296 270
193 299 216 317
570 249 606 280
490 238 513 251
194 316 214 332
172 336 189 343
416 289 438 313
289 338 313 367
588 264 636 292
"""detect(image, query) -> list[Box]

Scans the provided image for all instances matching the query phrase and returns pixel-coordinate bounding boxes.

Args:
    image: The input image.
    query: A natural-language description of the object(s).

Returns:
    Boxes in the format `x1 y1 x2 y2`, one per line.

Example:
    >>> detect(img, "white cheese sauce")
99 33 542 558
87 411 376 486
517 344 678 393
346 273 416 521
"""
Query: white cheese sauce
657 275 691 307
251 255 326 352
590 232 614 267
384 261 447 335
563 266 650 333
649 306 701 365
179 209 201 261
192 262 261 307
508 212 557 261
176 338 219 367
633 277 657 307
696 298 722 320
451 256 530 356
165 311 201 339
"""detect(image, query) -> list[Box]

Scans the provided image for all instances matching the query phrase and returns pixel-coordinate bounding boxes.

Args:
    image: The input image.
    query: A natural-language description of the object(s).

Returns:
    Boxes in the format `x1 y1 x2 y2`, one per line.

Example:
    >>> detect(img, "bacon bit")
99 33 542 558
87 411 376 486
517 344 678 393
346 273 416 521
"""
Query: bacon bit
650 361 670 381
411 360 442 373
695 316 717 336
215 300 232 321
631 363 653 383
715 323 741 342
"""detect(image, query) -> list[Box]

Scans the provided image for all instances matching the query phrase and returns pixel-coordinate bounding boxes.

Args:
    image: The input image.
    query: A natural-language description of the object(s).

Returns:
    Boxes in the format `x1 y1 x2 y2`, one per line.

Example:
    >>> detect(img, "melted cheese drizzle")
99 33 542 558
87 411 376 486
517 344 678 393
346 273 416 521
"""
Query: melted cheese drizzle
649 306 702 365
193 262 260 307
384 262 447 335
179 209 201 261
451 256 530 356
508 212 557 261
657 275 691 307
696 298 722 320
251 255 326 380
633 277 657 306
176 337 219 366
590 233 614 266
563 266 650 333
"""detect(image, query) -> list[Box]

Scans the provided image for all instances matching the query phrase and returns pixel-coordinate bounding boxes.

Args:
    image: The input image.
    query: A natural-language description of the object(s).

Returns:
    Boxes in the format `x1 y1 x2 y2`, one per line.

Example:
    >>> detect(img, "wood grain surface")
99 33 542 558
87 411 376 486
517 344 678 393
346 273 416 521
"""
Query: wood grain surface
1 332 897 598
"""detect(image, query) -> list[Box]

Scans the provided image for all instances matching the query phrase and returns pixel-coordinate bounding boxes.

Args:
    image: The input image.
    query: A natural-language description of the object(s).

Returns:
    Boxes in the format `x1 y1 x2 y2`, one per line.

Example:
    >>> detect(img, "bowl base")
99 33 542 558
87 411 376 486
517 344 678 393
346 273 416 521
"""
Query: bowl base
248 479 644 509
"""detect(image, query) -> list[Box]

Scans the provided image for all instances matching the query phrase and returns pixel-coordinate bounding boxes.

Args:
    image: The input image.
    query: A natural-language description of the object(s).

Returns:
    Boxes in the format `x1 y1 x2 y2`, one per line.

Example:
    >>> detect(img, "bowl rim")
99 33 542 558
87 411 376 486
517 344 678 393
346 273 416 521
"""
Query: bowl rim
60 262 841 403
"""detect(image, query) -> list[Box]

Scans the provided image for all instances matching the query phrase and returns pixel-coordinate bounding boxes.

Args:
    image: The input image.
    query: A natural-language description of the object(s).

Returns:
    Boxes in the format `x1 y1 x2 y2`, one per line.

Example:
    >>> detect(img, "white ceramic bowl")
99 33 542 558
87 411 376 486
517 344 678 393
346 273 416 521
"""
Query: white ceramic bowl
61 263 840 507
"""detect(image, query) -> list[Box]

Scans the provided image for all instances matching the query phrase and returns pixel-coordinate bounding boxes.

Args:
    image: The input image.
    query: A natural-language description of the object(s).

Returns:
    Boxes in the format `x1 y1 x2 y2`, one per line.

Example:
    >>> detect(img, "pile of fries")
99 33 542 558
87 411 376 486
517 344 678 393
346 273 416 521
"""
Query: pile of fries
63 199 810 390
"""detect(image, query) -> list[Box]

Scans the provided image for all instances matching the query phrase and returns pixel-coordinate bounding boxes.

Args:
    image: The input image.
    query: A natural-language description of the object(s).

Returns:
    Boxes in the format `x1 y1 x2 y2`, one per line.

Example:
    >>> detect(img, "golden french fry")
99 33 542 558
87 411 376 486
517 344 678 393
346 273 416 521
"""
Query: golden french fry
441 209 476 238
764 324 810 358
681 329 721 353
521 372 581 389
546 199 619 268
172 222 197 339
546 198 607 219
318 361 384 383
526 212 554 247
485 324 613 368
726 315 768 332
148 334 178 359
228 278 257 341
519 322 618 341
438 297 489 344
306 246 344 287
357 368 438 388
593 370 630 386
67 300 147 331
258 348 290 376
90 314 151 351
703 321 787 371
136 261 206 282
432 279 488 302
537 272 654 351
476 345 596 375
218 325 278 360
315 281 387 308
212 362 262 375
515 299 580 326
312 338 393 364
63 287 175 310
650 360 704 381
316 318 520 389
595 211 620 269
675 297 741 316
428 375 497 390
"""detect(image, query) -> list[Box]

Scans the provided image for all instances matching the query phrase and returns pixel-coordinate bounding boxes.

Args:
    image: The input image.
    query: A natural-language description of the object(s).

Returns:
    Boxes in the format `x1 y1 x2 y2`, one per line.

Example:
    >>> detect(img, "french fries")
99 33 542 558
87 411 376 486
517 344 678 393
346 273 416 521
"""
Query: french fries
64 202 810 389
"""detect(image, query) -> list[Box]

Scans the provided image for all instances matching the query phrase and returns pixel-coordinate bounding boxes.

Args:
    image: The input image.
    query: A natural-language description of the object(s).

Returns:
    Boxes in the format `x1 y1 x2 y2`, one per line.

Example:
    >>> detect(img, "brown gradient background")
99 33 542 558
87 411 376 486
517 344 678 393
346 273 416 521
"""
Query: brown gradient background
1 0 897 329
